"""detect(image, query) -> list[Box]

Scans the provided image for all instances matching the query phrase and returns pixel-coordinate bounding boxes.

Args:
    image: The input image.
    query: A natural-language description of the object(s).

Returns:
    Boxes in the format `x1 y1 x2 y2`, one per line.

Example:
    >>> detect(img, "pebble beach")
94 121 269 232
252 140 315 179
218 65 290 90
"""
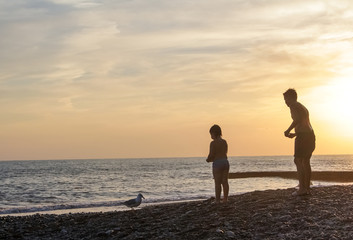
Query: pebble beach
1 185 352 240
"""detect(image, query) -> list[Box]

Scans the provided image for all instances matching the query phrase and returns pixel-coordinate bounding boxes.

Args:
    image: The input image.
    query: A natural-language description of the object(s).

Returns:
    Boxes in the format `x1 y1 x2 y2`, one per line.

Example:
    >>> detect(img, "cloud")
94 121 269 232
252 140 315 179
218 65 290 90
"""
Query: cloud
1 0 353 158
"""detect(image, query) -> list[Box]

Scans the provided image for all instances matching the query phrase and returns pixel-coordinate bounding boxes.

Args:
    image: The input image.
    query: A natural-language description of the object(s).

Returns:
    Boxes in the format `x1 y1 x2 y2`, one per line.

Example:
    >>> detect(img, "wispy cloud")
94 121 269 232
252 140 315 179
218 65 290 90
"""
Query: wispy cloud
1 0 353 159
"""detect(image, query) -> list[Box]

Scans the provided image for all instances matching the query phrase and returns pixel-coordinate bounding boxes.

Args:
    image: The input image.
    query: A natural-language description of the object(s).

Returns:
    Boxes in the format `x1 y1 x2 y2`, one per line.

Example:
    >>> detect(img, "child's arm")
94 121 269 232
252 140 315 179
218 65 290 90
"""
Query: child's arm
206 141 215 162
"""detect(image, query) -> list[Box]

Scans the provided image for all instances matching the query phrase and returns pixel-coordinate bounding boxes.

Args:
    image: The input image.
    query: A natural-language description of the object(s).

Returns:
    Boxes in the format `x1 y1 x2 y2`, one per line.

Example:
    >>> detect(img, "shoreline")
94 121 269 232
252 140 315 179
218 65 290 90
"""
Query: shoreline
0 198 207 217
1 182 351 217
1 185 352 239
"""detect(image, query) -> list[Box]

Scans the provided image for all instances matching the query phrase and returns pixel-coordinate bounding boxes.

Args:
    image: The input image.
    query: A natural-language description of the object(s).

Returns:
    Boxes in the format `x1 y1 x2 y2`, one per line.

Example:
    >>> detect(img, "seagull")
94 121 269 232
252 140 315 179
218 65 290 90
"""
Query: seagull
122 193 145 209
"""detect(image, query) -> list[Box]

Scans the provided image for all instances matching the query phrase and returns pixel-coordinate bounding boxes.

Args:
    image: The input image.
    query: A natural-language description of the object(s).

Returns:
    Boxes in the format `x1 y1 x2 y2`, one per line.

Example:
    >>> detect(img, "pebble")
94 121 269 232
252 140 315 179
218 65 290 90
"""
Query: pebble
0 185 352 239
226 230 235 238
216 228 224 234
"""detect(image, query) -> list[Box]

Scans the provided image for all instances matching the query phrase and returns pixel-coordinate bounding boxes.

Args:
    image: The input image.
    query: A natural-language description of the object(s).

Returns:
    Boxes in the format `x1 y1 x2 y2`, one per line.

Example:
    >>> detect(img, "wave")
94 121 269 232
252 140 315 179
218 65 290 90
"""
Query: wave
2 183 349 216
0 195 209 215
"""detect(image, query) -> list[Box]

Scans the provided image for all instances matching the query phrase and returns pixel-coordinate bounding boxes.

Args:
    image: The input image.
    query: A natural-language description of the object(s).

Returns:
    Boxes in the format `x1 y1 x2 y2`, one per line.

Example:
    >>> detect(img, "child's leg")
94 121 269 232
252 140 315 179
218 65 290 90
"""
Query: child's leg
222 177 229 203
222 165 230 203
213 169 223 203
214 179 222 203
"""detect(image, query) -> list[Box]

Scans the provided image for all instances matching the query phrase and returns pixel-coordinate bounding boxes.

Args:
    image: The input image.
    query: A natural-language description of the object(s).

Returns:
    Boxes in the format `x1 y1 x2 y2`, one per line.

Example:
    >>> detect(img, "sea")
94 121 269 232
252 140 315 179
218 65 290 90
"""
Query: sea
1 155 352 216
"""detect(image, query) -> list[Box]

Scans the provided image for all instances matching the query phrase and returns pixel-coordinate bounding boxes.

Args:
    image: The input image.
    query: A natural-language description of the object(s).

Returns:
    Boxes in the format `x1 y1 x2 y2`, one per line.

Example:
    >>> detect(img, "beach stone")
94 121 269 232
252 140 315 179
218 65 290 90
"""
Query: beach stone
226 230 235 238
1 185 352 240
278 214 291 221
216 228 224 234
185 210 193 215
105 229 114 235
224 221 232 228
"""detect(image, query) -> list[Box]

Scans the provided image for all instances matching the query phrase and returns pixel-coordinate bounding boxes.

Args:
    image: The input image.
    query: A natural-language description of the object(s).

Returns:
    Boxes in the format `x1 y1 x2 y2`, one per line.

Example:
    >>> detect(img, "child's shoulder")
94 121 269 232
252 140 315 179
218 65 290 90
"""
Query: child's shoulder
213 138 227 144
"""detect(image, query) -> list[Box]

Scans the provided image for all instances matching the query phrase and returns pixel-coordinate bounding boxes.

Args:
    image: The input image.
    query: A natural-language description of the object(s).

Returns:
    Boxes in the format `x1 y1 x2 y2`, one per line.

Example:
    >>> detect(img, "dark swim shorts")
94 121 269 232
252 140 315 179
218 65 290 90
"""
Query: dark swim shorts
295 131 316 158
212 158 230 181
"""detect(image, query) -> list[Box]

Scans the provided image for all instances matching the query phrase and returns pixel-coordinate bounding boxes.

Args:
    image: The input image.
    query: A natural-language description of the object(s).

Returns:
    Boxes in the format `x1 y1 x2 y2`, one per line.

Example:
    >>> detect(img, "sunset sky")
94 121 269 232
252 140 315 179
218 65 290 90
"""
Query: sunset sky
1 0 353 160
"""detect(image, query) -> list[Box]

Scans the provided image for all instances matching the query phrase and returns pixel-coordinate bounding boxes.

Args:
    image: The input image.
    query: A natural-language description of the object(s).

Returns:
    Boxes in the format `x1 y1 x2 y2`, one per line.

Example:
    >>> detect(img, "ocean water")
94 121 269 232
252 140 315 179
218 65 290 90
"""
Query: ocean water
0 155 352 216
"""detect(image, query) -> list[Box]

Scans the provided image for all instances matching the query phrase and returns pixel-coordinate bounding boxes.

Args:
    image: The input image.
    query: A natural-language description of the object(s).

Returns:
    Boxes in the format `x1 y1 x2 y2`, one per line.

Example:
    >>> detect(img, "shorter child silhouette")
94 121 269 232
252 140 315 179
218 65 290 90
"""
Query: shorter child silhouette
206 124 230 203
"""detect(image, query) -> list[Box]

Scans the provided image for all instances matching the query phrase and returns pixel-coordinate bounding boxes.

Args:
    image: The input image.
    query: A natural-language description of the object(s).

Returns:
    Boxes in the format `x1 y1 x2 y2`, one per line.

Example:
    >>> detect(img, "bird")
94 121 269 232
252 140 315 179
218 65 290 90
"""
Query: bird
122 193 145 209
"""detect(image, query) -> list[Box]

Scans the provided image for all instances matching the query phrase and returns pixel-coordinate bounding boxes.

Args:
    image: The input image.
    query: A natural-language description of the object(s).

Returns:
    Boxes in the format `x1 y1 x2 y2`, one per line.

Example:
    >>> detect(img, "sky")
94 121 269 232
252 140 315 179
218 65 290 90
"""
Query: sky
1 0 353 160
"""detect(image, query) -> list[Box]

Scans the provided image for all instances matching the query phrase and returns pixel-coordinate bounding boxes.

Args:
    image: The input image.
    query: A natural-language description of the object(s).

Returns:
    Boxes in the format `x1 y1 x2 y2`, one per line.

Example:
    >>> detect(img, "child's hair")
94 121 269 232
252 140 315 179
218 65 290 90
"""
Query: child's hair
283 88 297 101
209 124 222 137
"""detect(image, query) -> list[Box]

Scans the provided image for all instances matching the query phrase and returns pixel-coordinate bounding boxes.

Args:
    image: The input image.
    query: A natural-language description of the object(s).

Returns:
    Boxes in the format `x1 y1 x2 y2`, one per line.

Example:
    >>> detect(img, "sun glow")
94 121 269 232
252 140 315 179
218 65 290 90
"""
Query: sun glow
309 77 353 138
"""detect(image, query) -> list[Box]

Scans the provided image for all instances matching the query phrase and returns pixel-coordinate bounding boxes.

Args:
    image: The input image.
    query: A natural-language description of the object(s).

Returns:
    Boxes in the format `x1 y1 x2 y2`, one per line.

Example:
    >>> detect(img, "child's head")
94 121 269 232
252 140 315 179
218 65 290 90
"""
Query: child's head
209 124 222 138
283 88 297 101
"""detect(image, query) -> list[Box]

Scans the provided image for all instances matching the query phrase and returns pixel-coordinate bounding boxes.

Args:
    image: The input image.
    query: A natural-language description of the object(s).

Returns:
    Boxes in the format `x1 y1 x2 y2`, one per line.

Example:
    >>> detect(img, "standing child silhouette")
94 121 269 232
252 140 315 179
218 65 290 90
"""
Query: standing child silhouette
206 125 230 203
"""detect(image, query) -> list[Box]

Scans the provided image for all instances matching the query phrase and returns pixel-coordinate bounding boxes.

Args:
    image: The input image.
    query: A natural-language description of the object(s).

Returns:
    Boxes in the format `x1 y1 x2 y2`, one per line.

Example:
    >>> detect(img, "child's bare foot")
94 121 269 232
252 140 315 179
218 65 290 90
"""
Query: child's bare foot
292 190 309 196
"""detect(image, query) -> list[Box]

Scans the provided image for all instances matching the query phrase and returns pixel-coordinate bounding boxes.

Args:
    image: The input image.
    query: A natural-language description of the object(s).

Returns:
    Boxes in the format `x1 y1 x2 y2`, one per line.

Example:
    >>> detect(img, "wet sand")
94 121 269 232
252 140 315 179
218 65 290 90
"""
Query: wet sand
1 185 352 239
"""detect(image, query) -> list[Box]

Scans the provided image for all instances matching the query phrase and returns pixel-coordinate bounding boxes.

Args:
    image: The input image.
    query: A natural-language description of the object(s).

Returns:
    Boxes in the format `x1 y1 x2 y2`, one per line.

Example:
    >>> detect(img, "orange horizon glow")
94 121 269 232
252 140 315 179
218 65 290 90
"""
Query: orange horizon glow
1 1 353 160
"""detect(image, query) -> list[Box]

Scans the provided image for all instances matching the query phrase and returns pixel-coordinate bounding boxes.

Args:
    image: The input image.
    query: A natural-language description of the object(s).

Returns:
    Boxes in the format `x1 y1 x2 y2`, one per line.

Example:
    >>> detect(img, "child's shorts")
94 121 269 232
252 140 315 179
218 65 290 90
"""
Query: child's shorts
212 158 230 180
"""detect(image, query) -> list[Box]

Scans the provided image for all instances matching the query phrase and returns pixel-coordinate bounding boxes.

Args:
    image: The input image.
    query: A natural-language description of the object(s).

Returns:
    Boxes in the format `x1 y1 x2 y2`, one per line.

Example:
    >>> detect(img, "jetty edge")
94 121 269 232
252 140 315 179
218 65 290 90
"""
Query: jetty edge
228 171 353 182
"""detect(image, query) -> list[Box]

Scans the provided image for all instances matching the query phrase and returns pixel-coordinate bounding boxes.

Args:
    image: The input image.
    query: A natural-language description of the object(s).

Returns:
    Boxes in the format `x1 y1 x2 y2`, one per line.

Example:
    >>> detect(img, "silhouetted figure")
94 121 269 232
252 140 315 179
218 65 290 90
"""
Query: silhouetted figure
206 124 230 203
283 89 316 196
